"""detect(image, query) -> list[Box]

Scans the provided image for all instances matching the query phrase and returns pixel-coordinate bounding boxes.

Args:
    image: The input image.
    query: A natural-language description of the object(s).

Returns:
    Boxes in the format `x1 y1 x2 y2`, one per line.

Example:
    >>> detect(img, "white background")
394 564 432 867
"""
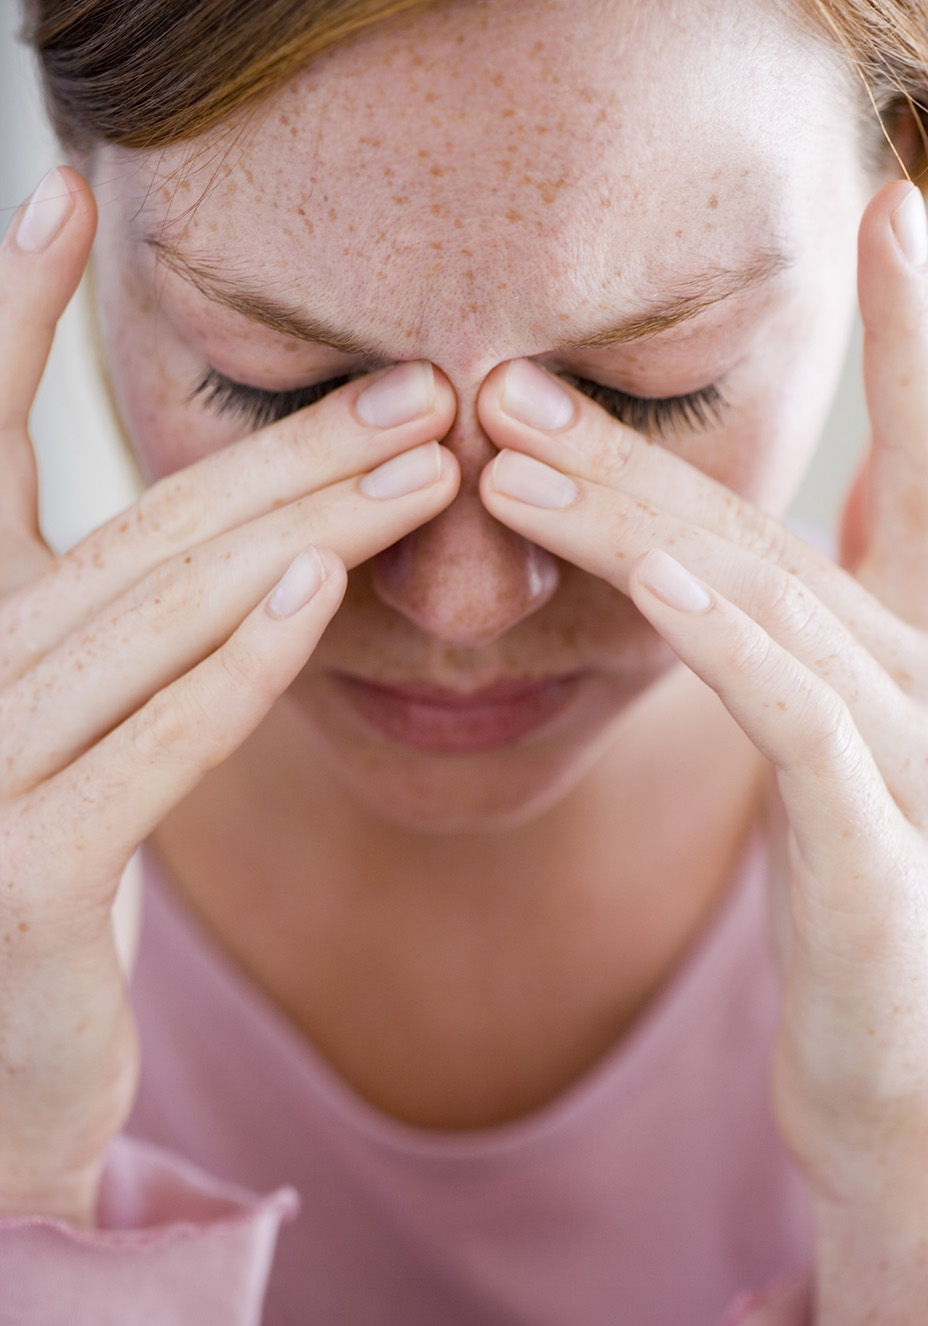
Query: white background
0 5 868 549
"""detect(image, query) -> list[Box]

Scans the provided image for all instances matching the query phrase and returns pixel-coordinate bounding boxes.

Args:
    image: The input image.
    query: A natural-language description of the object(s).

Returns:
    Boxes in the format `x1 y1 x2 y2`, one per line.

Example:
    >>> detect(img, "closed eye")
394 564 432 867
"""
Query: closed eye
193 366 728 438
558 374 727 438
192 368 362 429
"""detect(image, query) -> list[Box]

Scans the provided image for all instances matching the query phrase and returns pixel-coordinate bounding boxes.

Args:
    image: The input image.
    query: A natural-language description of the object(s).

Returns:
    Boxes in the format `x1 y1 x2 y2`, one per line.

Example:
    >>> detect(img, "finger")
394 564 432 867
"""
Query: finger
627 549 918 953
481 448 925 817
0 168 96 566
855 180 928 622
476 357 924 688
31 546 348 904
1 442 458 793
0 360 456 684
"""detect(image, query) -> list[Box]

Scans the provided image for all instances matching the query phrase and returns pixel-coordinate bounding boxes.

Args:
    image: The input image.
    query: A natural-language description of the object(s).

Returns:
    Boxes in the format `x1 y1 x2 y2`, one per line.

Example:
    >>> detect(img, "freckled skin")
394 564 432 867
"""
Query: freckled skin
89 0 871 833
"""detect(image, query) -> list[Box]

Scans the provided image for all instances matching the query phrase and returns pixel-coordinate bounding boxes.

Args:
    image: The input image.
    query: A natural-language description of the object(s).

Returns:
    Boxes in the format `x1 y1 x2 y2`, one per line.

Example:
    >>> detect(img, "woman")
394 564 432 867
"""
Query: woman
2 0 928 1320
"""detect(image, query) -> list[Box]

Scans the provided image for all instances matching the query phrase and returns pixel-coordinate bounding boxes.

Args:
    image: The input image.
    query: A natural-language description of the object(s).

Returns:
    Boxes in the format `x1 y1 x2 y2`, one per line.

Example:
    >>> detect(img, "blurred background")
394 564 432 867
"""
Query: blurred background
0 7 868 552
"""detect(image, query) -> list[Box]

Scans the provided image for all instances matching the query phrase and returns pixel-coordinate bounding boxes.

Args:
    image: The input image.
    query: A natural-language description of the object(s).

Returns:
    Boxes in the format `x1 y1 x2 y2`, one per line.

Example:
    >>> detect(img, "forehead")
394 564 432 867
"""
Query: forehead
107 0 858 362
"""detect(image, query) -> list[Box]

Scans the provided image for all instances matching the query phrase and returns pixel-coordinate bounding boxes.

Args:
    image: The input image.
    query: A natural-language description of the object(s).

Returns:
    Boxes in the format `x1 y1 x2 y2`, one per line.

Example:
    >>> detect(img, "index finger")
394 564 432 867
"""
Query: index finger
0 167 96 573
476 357 921 683
855 179 928 620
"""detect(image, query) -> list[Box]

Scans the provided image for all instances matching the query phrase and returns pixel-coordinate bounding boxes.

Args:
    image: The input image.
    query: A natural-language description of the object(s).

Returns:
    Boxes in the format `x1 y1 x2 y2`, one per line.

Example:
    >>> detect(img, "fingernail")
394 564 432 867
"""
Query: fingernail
268 546 327 618
891 185 928 268
360 440 442 498
15 169 75 253
491 450 579 508
637 549 712 613
501 359 575 431
355 362 434 428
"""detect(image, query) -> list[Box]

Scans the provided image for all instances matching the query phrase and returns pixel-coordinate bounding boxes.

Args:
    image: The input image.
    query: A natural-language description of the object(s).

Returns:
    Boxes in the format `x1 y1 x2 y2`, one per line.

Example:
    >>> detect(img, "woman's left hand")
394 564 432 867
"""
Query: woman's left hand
478 179 928 1323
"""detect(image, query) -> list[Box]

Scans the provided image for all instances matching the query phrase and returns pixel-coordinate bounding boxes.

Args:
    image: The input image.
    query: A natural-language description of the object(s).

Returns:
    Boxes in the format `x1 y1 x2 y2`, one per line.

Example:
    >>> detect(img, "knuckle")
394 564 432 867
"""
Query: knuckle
733 501 792 566
796 689 858 773
133 476 200 548
761 570 820 640
217 635 261 693
729 624 774 681
133 549 208 632
588 421 636 484
128 684 190 765
271 410 334 469
217 631 281 709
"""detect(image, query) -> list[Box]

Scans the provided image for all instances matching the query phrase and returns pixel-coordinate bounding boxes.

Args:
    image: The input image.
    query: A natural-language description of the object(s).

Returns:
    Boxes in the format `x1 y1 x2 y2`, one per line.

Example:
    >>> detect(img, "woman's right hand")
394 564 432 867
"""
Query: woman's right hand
0 168 458 1226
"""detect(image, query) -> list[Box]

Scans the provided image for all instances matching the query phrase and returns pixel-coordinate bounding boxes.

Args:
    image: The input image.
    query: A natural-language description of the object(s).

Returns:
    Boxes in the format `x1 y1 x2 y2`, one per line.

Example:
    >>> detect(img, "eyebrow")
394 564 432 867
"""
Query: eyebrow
143 233 793 356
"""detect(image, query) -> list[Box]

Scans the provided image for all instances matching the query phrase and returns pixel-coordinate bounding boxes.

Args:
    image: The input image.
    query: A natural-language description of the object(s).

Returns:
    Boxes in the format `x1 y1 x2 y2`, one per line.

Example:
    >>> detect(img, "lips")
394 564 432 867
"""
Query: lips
329 672 587 753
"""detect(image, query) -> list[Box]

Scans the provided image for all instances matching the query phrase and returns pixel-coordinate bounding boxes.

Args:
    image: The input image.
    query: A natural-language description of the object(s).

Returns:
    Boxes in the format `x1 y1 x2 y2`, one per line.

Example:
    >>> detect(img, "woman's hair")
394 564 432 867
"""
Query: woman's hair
21 0 928 174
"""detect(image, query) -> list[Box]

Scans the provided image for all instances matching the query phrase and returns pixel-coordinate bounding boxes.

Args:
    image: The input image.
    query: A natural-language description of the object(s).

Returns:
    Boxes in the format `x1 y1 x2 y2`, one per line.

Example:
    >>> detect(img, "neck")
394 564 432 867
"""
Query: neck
149 665 765 1127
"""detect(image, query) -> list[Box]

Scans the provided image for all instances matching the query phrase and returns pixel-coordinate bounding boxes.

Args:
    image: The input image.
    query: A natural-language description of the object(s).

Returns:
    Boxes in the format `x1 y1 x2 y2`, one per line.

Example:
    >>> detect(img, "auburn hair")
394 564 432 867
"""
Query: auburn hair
22 0 928 174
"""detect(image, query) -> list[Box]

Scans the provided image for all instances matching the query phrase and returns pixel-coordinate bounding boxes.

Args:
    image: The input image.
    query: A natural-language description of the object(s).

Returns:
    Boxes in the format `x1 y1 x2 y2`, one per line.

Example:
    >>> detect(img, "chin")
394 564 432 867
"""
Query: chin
282 665 670 835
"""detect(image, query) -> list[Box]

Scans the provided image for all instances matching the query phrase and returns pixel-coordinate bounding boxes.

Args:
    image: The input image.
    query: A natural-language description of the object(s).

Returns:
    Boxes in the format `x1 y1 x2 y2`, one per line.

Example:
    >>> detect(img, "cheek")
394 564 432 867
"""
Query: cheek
667 403 820 516
669 305 857 515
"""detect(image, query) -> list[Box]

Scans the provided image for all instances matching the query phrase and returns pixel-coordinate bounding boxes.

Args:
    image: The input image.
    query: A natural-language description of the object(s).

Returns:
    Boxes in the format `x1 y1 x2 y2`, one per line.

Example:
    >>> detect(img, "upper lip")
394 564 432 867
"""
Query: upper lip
332 673 584 707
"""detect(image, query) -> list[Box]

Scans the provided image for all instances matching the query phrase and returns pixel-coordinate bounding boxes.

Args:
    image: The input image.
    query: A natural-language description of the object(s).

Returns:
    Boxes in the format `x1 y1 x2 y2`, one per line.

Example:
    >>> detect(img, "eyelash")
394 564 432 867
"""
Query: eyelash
193 367 728 439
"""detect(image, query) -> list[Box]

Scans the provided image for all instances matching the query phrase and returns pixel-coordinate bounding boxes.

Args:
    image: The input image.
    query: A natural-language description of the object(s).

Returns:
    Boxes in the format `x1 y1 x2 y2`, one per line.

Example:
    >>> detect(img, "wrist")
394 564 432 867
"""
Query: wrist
0 1163 102 1227
812 1188 928 1326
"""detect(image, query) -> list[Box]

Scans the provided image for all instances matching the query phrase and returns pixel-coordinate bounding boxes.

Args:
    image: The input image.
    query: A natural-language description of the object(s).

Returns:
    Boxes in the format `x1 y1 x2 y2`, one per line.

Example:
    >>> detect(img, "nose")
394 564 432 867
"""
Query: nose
370 409 560 648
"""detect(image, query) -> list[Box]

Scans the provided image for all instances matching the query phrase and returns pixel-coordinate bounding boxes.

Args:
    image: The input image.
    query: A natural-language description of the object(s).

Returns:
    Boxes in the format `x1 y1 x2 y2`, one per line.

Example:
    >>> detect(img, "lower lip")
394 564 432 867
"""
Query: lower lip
330 674 587 753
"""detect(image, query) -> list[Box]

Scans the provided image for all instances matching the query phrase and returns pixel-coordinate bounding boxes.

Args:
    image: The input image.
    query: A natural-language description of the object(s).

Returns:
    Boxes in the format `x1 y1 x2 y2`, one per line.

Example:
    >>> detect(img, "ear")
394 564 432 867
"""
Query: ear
838 442 871 573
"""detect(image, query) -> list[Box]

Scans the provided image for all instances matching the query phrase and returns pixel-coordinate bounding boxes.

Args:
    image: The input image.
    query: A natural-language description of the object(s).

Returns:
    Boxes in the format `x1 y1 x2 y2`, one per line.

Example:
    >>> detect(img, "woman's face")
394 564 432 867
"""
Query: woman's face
91 0 874 830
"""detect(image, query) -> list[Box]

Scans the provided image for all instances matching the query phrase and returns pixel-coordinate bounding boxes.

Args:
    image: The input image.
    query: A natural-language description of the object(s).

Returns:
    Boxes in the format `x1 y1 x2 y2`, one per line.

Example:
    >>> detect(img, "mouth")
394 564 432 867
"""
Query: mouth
328 672 590 753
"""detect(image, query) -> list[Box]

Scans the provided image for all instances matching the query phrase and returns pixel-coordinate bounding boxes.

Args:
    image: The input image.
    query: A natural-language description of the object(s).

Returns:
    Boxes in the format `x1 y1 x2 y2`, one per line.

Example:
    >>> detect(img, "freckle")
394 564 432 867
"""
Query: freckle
776 700 786 711
675 229 683 238
506 209 523 223
491 72 503 86
430 241 443 250
18 922 28 932
536 176 566 204
430 163 444 177
530 40 544 56
501 108 515 119
497 281 508 290
430 203 442 216
395 195 410 205
708 194 719 209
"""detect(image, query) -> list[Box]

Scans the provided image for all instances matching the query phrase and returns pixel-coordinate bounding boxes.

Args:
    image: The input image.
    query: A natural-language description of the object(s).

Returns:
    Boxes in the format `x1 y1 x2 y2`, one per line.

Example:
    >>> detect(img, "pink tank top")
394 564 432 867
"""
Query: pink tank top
127 837 813 1325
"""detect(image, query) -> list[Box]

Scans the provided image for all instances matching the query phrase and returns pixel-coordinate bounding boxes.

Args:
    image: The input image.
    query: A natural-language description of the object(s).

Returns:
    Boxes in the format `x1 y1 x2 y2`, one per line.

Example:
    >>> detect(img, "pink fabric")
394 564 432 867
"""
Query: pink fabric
0 1136 297 1324
0 837 816 1324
